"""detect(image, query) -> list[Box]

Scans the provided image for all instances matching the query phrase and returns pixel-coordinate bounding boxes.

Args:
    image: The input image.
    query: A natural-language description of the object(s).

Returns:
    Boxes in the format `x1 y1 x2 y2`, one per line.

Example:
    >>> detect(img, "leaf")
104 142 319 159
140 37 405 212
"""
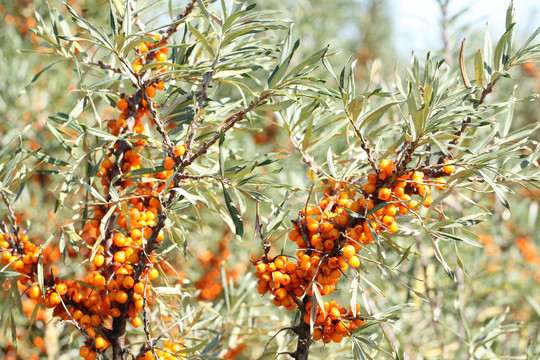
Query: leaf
312 283 325 317
188 22 215 57
268 39 300 88
326 147 337 178
347 96 364 122
474 49 485 87
493 24 515 71
358 101 401 130
222 184 243 238
477 169 510 209
285 46 328 80
255 99 296 112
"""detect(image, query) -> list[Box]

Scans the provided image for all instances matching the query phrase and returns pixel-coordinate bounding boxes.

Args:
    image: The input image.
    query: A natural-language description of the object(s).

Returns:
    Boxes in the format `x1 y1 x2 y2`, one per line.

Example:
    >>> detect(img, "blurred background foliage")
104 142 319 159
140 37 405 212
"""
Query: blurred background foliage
0 0 538 359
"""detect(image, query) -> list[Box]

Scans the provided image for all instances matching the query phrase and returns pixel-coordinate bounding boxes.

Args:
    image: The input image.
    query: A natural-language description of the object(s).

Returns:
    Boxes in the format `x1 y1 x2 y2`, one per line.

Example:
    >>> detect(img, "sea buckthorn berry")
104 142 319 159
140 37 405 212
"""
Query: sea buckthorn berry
28 284 41 299
173 144 186 157
155 52 167 62
384 163 396 175
116 98 128 110
116 291 128 304
364 183 376 195
434 177 447 190
367 173 378 184
148 267 159 280
388 222 399 233
157 81 165 90
95 336 107 350
379 159 392 172
342 245 355 259
442 161 455 174
131 317 142 328
378 187 391 201
80 346 90 358
163 157 175 170
92 253 105 268
56 283 67 296
139 43 148 53
349 255 360 268
146 86 156 98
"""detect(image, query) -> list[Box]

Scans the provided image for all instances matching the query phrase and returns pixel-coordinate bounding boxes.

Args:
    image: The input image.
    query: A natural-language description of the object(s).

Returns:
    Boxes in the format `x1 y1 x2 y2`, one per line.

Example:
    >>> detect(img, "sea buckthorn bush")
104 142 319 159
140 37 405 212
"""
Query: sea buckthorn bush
1 1 539 359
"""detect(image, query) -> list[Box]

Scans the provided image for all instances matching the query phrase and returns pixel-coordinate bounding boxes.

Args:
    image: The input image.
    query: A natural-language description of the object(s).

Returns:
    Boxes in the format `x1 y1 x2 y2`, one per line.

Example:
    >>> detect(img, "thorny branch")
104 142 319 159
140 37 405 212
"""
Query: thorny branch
344 107 378 173
185 49 222 158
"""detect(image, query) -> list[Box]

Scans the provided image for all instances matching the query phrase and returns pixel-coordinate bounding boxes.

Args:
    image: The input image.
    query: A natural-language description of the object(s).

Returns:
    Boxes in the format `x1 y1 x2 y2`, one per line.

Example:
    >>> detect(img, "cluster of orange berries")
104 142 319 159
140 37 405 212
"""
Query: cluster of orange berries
0 33 190 358
195 237 239 300
137 340 186 360
308 301 365 343
1 231 41 280
132 35 169 73
255 157 456 343
515 236 540 283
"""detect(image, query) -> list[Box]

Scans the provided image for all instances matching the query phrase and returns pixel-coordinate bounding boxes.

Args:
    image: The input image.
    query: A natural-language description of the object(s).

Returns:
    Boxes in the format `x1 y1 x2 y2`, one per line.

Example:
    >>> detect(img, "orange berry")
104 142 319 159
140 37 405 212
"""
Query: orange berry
116 98 128 111
155 52 167 62
378 187 391 201
28 284 41 299
342 245 355 259
364 183 376 195
379 159 392 172
349 255 360 268
114 251 126 264
92 253 105 268
56 283 67 296
173 145 186 157
442 161 455 174
131 316 142 328
435 177 447 190
163 157 175 170
80 346 91 358
146 86 156 98
123 276 135 289
95 336 107 350
367 173 378 184
148 267 159 280
116 291 128 304
48 292 61 307
134 282 145 295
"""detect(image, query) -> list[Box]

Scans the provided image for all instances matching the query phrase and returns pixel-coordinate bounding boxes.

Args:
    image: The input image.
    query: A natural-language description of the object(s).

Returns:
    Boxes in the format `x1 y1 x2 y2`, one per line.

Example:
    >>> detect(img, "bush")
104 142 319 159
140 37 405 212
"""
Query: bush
0 1 539 359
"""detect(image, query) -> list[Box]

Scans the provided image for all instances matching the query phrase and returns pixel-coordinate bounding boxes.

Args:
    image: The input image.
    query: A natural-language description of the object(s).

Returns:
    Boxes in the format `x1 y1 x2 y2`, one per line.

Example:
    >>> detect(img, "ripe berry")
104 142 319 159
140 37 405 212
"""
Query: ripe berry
163 157 175 170
155 52 167 62
442 161 455 174
378 187 391 201
116 98 128 111
173 145 186 157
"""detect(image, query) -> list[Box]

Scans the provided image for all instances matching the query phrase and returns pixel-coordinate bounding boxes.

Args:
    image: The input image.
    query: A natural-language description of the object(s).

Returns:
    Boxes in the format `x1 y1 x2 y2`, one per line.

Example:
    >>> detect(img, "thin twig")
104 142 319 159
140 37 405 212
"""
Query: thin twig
185 49 222 158
181 92 273 169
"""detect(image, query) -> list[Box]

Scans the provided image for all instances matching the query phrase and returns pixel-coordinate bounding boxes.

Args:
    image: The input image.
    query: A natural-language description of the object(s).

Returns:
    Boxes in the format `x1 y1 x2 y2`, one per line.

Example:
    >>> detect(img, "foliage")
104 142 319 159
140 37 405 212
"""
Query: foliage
0 1 539 360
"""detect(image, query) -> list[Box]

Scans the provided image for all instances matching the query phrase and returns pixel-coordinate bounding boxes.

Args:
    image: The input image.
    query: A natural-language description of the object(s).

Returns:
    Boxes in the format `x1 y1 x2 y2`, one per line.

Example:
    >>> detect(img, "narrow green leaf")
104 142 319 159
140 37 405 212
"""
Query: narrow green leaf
474 49 485 86
222 184 243 238
188 22 215 57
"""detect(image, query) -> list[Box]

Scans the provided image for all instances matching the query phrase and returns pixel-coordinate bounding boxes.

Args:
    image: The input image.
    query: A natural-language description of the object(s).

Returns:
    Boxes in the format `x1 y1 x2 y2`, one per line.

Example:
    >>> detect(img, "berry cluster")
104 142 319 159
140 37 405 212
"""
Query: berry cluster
194 236 239 300
1 33 190 359
137 340 186 360
308 301 365 343
254 157 456 343
1 231 40 279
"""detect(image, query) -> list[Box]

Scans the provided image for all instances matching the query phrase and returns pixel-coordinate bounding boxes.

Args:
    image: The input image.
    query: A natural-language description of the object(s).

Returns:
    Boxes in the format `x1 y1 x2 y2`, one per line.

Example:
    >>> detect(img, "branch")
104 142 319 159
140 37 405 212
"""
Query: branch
180 92 273 169
344 108 378 173
185 49 222 158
